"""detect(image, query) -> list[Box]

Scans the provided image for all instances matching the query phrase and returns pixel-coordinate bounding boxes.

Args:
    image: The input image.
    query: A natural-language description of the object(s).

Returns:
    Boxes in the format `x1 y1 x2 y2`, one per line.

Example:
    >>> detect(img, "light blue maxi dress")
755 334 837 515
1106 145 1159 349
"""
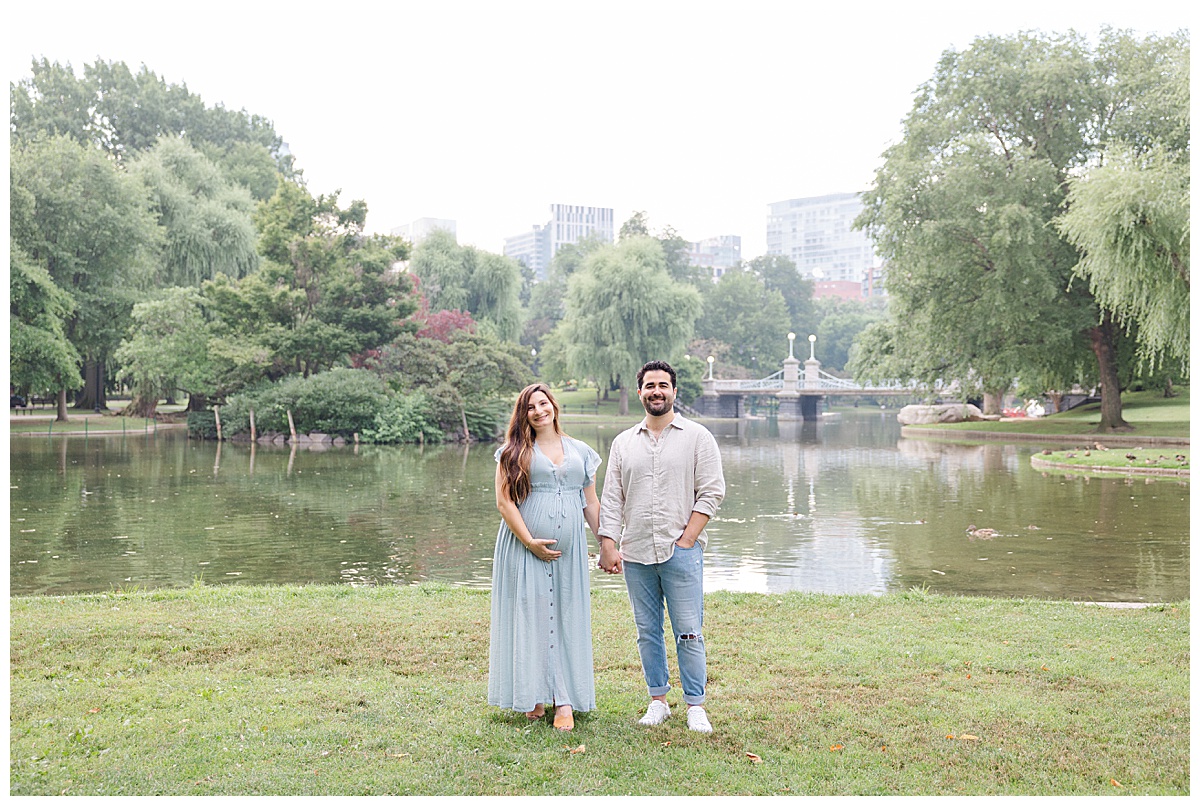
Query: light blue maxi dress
488 437 601 713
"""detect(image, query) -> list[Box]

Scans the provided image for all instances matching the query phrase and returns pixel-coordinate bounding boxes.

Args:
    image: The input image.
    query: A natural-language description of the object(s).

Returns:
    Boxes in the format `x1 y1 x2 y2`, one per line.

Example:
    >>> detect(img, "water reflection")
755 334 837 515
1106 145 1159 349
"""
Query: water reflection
8 412 1189 602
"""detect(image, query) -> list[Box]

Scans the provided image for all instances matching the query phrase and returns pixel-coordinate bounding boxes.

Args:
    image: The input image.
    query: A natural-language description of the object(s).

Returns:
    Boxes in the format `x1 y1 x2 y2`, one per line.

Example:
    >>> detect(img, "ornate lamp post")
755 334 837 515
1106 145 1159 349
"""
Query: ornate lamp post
788 332 796 360
707 355 715 380
808 333 816 361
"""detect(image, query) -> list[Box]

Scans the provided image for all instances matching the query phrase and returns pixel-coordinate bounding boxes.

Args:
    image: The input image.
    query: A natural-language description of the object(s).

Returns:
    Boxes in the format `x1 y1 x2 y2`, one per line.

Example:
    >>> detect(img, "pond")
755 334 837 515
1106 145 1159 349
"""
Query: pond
9 411 1189 602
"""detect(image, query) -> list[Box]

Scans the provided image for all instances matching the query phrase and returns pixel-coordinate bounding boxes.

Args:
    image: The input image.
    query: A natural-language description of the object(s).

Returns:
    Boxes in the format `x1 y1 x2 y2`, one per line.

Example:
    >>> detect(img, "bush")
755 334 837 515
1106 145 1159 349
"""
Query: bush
462 398 510 440
186 411 217 439
360 391 445 444
219 368 389 438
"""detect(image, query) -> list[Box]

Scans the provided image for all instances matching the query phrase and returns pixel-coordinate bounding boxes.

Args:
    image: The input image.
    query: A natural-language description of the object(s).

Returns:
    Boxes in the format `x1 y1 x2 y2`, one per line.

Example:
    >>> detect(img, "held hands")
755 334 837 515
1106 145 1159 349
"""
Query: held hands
526 538 562 562
598 539 622 575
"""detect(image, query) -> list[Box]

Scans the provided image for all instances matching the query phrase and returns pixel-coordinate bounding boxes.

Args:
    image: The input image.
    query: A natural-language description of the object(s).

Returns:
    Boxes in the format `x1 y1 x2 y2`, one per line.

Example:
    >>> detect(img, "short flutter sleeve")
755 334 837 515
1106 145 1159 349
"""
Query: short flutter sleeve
578 439 602 485
494 444 505 463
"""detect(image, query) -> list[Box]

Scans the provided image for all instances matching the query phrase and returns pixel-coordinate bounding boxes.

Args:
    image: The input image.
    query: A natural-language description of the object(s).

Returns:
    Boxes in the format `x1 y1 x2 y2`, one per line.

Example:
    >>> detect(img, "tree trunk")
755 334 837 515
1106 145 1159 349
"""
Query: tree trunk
618 385 629 416
186 392 210 412
1088 315 1131 432
1163 377 1176 398
982 390 1005 416
56 388 70 423
124 393 159 419
74 357 108 411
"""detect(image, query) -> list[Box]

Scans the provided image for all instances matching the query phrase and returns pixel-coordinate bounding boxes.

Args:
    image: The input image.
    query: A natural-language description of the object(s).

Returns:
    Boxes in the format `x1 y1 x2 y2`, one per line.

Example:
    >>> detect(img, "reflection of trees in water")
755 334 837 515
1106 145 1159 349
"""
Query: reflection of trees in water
10 434 504 594
11 419 1189 600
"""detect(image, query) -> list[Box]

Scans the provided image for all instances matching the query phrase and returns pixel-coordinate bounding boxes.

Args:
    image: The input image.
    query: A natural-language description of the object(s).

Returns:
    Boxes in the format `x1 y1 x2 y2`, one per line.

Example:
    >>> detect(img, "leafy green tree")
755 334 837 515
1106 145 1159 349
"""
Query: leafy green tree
248 180 415 378
198 140 281 201
1058 148 1189 375
856 29 1182 428
10 135 159 416
551 232 609 278
813 297 887 373
619 211 707 286
557 236 702 414
9 175 81 400
695 269 790 372
9 246 82 403
167 182 414 405
130 136 260 286
113 287 214 417
521 232 609 351
9 58 97 147
408 230 522 342
618 211 652 239
746 255 817 336
367 331 532 440
12 59 290 172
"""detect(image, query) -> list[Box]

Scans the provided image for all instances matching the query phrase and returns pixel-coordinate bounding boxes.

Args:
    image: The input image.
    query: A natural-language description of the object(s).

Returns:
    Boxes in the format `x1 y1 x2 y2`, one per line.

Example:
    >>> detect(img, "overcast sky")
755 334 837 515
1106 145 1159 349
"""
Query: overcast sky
7 1 1191 258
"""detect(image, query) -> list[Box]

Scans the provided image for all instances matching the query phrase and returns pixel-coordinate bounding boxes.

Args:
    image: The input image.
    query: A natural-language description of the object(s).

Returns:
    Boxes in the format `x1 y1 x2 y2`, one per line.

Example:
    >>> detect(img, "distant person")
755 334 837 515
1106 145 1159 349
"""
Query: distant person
489 383 602 732
598 360 725 733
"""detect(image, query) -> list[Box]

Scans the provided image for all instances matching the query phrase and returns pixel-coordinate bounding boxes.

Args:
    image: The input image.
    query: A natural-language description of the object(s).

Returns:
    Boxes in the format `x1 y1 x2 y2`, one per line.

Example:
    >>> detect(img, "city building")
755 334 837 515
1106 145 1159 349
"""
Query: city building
766 192 882 295
391 217 457 246
687 234 742 282
862 264 887 298
504 204 614 280
812 280 865 301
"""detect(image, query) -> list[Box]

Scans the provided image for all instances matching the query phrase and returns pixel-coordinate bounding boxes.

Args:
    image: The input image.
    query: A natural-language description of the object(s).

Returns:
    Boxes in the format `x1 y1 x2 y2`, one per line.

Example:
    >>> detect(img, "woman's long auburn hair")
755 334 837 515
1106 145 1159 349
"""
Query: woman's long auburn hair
498 383 563 504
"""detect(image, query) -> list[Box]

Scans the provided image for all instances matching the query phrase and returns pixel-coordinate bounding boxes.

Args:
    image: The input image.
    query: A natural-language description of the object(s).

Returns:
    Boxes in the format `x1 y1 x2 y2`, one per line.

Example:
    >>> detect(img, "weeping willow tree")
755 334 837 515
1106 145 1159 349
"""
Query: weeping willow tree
1057 30 1189 386
556 236 702 415
1059 147 1189 379
408 230 522 342
130 135 260 286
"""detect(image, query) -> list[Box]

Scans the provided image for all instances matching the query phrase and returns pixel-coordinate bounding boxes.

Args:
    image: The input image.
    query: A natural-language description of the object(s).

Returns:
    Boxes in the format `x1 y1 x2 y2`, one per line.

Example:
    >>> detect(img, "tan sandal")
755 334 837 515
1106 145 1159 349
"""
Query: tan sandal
525 704 546 720
553 706 574 732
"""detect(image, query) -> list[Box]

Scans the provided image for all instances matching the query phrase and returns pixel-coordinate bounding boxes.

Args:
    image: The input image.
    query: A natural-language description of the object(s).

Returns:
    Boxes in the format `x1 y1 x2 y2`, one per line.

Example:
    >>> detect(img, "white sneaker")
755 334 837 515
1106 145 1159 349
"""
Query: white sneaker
686 706 713 734
638 700 671 726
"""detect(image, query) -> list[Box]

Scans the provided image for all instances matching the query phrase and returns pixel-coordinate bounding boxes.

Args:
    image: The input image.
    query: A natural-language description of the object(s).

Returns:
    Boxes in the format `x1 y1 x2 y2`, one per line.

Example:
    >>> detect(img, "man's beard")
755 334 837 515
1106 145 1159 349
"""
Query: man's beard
642 395 671 415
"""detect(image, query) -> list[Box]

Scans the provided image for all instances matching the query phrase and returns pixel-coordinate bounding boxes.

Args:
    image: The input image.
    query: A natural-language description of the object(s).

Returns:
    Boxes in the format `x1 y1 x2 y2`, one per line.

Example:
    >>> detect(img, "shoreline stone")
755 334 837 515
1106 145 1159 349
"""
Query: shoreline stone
896 403 984 425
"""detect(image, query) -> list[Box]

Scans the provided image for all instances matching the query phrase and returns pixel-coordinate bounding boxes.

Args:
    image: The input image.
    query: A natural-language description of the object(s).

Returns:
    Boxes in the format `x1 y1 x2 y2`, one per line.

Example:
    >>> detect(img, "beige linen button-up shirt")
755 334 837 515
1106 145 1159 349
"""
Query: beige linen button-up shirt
598 414 725 565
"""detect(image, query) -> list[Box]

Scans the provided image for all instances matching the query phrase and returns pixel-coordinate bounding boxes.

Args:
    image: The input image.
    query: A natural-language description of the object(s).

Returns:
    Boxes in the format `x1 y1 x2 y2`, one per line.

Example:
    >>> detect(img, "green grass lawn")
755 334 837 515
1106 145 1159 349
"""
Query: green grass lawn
9 585 1189 796
548 386 638 418
8 404 189 434
908 388 1190 439
1032 447 1189 475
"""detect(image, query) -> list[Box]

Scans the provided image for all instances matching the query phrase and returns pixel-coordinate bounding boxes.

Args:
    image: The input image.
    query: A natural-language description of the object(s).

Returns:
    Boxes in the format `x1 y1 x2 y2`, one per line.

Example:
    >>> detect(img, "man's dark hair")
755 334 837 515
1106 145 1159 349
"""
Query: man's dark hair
636 360 677 390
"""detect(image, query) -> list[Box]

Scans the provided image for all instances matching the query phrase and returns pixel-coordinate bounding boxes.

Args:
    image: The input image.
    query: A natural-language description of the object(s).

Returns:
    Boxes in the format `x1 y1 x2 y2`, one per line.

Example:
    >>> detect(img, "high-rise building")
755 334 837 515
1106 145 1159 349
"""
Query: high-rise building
688 235 742 282
766 192 880 290
503 225 550 279
391 217 457 245
504 204 614 280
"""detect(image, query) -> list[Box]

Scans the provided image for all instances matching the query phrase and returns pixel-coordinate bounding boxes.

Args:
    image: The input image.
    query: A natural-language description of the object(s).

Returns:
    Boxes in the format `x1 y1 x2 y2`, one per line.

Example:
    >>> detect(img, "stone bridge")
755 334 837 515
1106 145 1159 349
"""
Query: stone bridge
690 333 933 420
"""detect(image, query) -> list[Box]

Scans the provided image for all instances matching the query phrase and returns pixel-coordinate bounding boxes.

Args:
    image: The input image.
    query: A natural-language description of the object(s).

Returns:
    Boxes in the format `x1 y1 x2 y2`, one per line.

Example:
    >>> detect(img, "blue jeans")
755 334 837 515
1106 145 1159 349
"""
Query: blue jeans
623 544 706 706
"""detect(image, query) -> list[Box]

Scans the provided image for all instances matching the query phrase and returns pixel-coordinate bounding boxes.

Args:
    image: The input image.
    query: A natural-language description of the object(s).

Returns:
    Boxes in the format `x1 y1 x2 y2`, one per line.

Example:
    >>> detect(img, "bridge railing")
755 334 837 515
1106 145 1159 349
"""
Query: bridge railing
712 370 784 393
709 372 948 395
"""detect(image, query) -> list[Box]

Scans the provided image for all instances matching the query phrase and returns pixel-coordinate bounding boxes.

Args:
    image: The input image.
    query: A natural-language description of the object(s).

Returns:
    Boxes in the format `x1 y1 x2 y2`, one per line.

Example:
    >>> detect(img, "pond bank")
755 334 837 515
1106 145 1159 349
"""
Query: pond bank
10 585 1189 796
901 426 1189 447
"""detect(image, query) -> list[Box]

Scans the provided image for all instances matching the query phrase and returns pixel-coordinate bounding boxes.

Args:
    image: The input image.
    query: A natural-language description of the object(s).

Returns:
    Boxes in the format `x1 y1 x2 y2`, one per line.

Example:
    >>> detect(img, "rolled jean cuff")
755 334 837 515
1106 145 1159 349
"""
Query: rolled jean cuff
647 684 671 698
683 693 706 706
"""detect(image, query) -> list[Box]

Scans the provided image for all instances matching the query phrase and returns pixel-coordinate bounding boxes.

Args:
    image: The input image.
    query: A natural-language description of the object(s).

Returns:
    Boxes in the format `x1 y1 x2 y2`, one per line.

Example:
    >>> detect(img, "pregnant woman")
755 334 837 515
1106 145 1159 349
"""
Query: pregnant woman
489 383 601 732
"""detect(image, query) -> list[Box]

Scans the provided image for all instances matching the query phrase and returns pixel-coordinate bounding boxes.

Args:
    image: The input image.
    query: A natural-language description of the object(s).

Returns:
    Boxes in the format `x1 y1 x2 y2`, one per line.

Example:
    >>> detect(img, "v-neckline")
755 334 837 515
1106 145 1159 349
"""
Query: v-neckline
536 439 566 468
